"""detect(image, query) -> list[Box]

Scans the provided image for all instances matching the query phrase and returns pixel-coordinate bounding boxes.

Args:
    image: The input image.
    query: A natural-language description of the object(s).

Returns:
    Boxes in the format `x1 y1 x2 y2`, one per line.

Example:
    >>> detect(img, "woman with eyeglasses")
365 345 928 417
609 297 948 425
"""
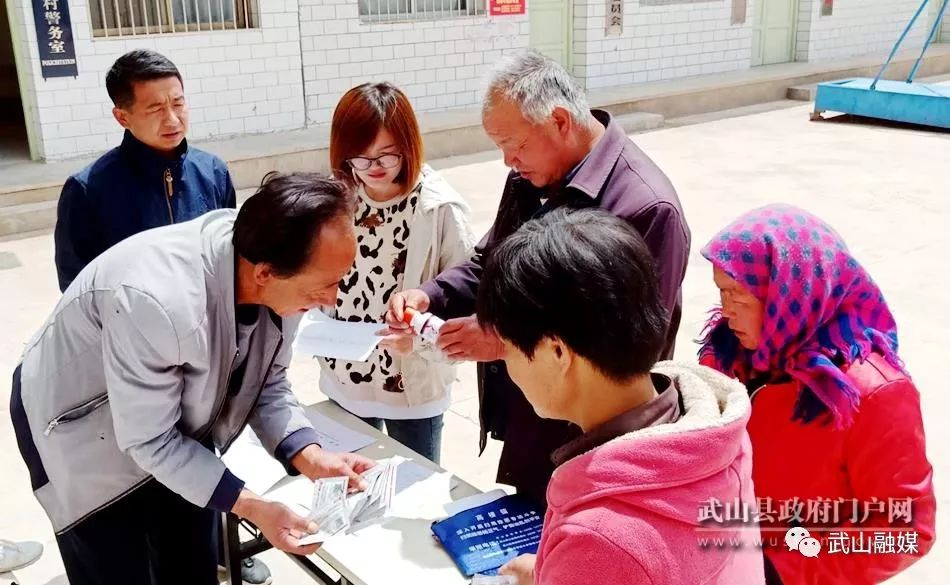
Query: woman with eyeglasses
320 82 476 463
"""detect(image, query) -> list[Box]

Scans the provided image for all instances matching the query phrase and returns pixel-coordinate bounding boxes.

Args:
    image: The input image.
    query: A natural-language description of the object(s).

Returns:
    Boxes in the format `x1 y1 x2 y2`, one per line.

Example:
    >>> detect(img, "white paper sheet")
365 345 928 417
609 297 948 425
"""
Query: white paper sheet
295 457 447 546
221 428 288 495
393 458 438 494
294 313 385 361
305 410 376 454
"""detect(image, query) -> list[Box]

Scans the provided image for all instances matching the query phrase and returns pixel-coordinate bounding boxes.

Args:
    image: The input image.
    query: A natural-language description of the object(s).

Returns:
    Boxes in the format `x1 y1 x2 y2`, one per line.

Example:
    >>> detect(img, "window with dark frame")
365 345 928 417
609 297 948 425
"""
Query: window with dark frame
358 0 486 23
89 0 258 38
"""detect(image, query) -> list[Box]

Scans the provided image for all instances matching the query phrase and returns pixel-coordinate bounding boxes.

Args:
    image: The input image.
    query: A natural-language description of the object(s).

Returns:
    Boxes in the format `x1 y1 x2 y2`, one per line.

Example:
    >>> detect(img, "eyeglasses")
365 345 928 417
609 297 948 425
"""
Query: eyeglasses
347 154 402 171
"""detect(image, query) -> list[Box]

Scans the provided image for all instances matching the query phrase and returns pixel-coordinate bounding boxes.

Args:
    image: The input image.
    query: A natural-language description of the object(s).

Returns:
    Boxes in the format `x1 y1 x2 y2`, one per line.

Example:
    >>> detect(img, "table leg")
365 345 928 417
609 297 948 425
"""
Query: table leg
222 512 243 585
288 553 346 584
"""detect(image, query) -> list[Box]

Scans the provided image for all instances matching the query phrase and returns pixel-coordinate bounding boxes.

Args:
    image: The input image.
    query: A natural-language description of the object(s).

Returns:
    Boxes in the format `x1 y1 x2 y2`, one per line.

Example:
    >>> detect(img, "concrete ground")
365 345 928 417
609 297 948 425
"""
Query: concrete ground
1 100 948 584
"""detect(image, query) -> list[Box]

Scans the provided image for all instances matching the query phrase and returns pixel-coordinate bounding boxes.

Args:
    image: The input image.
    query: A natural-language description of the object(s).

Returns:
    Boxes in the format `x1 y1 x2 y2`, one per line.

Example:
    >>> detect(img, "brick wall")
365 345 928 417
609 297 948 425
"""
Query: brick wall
572 0 755 90
298 0 529 126
9 0 305 161
796 0 931 63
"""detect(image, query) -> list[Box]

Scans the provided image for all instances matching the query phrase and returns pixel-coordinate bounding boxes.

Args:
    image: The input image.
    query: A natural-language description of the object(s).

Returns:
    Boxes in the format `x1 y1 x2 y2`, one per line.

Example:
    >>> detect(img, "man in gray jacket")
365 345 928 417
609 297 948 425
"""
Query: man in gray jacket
10 172 374 585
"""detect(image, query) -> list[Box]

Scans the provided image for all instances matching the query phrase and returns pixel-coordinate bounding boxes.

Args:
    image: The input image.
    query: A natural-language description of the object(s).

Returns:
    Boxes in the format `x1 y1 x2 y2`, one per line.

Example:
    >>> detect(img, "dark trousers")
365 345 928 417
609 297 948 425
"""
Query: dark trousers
55 479 219 585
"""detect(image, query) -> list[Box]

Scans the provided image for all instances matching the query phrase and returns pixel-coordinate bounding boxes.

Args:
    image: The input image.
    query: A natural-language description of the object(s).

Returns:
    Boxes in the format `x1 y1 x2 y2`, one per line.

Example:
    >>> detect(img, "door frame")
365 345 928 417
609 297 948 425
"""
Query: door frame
751 0 801 66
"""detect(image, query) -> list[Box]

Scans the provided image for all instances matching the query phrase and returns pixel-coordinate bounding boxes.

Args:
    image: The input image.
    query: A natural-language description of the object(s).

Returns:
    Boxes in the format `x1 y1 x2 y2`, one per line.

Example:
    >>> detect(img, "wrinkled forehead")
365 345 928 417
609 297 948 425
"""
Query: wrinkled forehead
483 97 533 134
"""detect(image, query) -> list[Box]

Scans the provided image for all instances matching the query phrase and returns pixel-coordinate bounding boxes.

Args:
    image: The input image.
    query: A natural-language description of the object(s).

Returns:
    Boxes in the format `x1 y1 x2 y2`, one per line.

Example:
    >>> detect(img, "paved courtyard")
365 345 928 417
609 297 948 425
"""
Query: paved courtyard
1 100 947 584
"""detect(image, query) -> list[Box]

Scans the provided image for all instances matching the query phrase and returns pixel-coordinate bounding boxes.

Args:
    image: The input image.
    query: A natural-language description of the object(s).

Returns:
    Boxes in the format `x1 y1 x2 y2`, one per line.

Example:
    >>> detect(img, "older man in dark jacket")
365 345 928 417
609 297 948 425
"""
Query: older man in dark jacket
388 49 691 506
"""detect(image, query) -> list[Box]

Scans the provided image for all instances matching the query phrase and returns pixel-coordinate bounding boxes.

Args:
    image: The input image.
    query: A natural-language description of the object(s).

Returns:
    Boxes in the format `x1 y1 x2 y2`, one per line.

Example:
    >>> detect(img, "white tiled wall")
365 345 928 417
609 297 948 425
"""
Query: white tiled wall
9 0 305 161
9 0 943 162
796 0 931 63
572 0 754 90
298 0 529 126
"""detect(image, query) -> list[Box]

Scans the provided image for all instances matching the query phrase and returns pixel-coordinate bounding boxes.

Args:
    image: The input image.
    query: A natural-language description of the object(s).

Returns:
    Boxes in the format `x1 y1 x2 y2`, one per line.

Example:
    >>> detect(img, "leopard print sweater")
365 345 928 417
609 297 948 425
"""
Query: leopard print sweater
318 186 420 406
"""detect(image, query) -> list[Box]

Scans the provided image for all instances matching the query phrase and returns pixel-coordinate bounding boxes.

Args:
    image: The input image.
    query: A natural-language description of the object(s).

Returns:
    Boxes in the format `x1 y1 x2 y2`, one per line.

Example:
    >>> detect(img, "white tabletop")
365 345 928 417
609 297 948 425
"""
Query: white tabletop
270 401 482 585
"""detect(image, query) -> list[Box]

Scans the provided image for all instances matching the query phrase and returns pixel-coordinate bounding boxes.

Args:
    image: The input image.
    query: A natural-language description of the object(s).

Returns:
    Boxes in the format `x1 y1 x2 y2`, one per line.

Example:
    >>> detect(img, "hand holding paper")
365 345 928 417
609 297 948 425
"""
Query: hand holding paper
298 459 400 546
291 445 376 491
232 490 321 555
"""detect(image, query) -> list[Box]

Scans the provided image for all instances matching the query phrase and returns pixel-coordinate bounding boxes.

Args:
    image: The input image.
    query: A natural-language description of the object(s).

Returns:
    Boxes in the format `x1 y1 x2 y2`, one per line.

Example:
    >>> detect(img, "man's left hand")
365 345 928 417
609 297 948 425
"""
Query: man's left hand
499 553 536 585
436 315 504 362
291 445 376 491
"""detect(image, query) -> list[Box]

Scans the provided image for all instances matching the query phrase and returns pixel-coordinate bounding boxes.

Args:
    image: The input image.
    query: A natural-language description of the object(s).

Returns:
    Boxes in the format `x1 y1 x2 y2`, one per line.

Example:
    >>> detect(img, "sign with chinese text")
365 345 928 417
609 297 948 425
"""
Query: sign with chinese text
606 0 623 36
31 0 78 78
489 0 525 16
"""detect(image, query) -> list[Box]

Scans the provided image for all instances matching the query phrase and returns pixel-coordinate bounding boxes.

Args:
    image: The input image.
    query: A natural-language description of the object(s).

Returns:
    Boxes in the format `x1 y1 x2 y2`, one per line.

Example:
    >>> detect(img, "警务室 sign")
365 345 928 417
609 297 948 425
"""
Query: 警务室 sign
31 0 78 78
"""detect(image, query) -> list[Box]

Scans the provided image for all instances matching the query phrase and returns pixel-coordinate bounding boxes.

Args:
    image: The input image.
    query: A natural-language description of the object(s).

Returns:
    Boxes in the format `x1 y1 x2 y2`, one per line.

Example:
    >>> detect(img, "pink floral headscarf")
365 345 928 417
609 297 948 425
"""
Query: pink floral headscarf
699 204 905 427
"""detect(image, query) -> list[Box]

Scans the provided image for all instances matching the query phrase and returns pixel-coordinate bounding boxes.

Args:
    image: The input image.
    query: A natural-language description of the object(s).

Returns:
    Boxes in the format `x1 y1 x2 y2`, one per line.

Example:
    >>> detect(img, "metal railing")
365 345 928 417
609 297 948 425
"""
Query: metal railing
90 0 258 37
359 0 486 23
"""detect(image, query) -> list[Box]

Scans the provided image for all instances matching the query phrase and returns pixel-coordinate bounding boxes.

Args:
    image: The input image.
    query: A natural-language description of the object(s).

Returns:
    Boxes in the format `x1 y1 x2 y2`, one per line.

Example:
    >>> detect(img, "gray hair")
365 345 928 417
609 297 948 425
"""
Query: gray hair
483 49 591 125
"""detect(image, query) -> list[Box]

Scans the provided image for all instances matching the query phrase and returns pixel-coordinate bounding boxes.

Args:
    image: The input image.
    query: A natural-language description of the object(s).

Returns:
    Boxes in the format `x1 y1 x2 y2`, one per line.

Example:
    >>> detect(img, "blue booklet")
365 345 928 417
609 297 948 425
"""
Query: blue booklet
431 494 543 577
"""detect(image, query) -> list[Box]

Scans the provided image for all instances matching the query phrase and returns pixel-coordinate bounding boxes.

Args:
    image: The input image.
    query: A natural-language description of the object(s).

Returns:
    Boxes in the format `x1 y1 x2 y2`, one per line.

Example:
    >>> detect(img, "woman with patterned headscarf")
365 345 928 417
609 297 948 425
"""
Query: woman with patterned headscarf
699 204 935 585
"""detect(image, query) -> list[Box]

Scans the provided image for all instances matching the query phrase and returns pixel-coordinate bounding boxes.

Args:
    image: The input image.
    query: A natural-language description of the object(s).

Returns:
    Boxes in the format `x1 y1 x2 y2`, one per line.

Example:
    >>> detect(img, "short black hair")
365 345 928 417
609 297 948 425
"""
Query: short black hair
477 208 669 381
106 50 183 109
233 172 356 277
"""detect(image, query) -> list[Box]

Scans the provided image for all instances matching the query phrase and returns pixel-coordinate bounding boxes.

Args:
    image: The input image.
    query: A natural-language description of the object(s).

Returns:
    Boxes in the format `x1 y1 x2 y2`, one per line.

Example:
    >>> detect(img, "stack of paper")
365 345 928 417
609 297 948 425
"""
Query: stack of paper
298 459 399 545
311 463 469 584
346 458 398 526
308 477 350 538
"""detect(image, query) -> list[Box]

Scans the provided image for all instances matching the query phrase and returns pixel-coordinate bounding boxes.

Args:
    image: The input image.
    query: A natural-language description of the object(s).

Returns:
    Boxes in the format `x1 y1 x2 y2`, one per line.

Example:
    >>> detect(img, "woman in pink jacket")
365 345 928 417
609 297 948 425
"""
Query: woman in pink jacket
476 208 765 585
699 204 935 585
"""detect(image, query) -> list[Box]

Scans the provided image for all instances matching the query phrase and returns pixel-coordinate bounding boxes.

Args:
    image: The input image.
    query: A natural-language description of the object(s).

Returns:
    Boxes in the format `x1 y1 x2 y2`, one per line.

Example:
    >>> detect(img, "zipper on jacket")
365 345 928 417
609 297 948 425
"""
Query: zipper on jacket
199 348 241 443
221 336 284 455
163 168 175 223
44 393 110 436
56 350 240 535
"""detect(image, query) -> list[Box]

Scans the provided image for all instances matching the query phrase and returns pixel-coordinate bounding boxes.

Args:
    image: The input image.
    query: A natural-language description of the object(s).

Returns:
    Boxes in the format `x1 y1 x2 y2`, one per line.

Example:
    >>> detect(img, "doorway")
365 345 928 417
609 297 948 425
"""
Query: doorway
0 0 29 166
751 0 800 66
529 0 572 72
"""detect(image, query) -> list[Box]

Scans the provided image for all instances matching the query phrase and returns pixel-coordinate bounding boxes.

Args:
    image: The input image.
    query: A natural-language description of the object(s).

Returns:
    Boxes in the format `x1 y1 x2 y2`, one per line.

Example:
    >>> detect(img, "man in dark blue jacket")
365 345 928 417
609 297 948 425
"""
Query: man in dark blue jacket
51 50 272 585
54 49 236 293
